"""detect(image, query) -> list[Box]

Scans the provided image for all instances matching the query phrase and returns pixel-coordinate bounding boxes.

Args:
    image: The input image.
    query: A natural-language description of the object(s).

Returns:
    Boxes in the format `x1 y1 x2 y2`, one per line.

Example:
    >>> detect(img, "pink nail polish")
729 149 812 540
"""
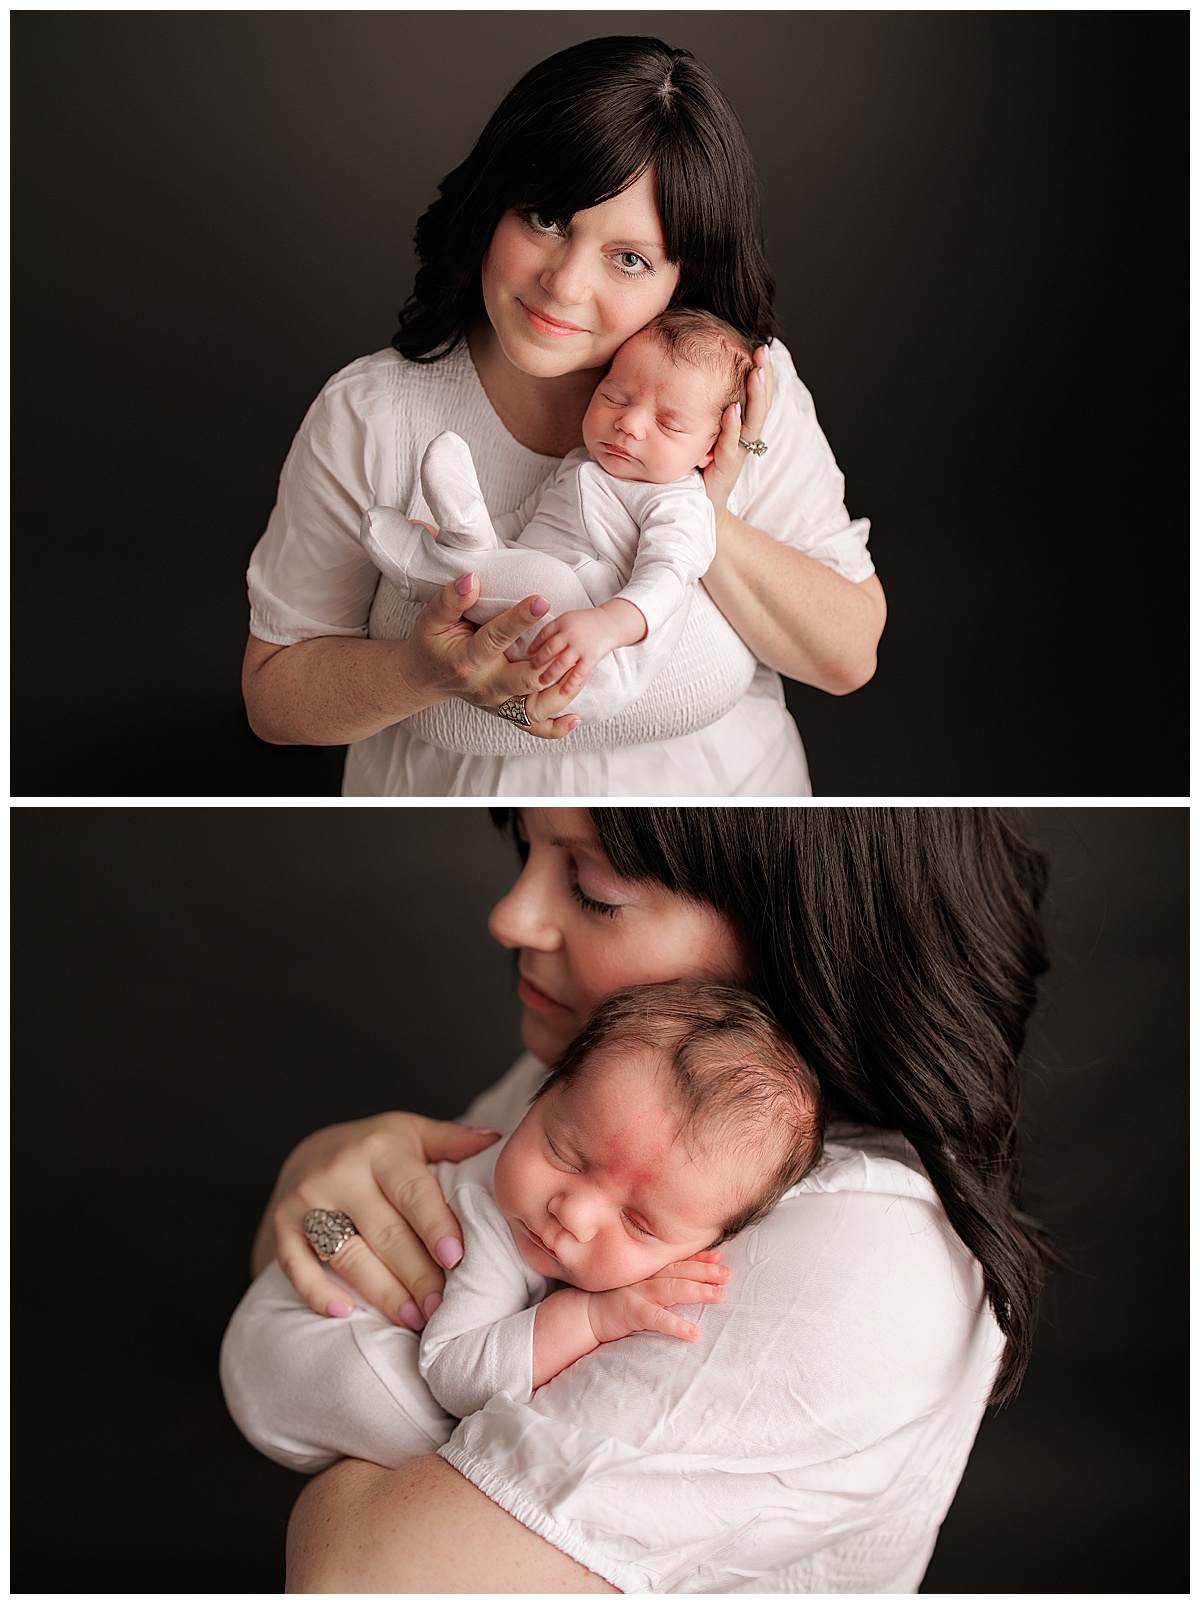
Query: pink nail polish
454 573 475 595
530 596 551 617
756 366 766 385
567 718 582 733
399 1301 425 1330
326 1299 353 1319
734 403 742 420
423 1292 443 1320
762 344 773 365
436 1235 464 1268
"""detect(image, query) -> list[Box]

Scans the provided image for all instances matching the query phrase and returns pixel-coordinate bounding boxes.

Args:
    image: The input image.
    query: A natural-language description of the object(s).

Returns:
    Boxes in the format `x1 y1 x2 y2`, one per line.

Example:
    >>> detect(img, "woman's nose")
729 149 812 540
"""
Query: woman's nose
488 862 561 952
539 244 589 309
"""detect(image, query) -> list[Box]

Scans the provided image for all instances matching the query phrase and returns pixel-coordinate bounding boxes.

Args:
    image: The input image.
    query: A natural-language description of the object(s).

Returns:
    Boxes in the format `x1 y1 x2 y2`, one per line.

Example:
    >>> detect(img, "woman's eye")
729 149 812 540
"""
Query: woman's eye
523 209 561 234
570 879 621 918
614 250 654 278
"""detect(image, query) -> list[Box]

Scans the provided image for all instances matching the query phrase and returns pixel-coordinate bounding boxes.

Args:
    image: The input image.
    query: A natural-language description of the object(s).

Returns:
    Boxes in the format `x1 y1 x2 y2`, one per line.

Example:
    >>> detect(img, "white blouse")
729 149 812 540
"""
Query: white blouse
220 1054 1002 1593
246 341 874 796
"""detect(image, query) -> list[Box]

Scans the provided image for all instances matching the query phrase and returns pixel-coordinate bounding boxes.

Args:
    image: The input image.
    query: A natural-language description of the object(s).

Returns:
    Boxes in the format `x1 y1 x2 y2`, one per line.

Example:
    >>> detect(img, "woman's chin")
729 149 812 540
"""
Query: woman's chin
520 1010 572 1066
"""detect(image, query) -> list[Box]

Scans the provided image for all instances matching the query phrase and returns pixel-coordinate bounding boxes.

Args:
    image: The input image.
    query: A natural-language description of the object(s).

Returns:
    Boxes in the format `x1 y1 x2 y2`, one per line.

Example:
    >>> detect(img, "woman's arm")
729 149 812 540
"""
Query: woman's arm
243 578 592 746
285 1455 618 1593
701 350 887 696
702 520 886 695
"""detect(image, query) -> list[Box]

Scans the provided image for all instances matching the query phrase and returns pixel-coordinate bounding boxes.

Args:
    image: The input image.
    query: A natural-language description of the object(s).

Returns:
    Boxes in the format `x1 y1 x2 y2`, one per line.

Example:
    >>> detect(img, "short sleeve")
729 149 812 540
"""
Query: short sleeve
247 354 396 645
728 342 875 584
438 1149 1001 1593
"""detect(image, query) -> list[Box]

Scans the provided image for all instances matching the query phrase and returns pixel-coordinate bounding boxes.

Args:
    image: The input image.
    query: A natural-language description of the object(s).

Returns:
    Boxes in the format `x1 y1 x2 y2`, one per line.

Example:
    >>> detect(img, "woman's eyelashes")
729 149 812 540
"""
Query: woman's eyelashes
614 250 655 278
517 211 655 278
569 878 622 918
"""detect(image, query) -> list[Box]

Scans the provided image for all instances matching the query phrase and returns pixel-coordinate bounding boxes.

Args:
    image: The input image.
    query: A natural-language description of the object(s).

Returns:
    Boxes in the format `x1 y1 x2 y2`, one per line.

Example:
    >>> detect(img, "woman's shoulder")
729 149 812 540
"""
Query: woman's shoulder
312 343 478 417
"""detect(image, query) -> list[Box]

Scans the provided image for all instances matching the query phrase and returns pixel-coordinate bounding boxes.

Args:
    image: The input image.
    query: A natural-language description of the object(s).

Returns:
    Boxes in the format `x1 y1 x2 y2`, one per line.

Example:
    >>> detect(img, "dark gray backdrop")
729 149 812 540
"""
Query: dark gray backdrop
11 806 1187 1592
13 12 1187 797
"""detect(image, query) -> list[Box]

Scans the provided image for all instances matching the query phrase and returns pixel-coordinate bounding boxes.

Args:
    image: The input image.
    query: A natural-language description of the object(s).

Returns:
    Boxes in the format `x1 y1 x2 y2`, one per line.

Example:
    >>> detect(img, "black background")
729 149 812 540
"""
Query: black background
10 805 1188 1592
12 11 1188 798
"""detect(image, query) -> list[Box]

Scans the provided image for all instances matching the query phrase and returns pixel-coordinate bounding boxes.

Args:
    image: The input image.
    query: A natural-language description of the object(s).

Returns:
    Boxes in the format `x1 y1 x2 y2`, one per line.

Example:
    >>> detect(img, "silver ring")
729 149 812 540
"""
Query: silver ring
303 1208 359 1263
738 437 768 457
497 694 532 728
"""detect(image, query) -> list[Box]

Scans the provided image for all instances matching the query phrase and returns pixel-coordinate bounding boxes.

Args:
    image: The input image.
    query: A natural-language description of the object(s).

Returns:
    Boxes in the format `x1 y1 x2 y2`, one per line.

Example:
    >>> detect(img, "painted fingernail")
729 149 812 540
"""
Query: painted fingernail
399 1301 425 1330
734 403 742 420
423 1292 443 1320
436 1235 464 1268
326 1299 353 1319
567 718 582 733
756 366 766 385
530 596 551 617
454 573 475 595
762 344 773 365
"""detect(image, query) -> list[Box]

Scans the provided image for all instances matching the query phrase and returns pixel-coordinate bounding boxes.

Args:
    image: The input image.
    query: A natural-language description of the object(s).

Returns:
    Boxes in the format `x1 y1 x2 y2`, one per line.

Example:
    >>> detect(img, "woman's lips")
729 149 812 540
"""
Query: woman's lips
518 972 567 1013
520 300 587 336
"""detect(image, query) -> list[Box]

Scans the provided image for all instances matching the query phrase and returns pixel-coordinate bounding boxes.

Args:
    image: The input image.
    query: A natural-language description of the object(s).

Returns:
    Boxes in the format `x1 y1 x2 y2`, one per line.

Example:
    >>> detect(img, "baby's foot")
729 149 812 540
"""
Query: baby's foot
422 431 500 551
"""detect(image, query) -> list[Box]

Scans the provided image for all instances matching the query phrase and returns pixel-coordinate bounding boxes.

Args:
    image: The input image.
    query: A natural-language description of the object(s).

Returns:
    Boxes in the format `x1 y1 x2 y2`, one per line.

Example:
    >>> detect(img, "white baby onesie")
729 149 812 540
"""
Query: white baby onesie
361 431 717 723
417 1142 553 1417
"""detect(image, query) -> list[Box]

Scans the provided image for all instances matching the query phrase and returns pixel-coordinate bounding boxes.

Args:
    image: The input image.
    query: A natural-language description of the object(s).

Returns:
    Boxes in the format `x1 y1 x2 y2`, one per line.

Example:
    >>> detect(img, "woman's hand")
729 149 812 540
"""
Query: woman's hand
407 576 589 739
254 1113 501 1330
702 344 775 530
243 577 589 746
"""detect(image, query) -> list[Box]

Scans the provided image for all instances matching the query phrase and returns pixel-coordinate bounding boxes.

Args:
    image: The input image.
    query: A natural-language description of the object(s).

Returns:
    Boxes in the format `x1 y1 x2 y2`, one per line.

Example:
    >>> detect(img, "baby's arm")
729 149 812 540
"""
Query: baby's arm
524 597 647 684
532 1251 730 1388
418 1187 548 1417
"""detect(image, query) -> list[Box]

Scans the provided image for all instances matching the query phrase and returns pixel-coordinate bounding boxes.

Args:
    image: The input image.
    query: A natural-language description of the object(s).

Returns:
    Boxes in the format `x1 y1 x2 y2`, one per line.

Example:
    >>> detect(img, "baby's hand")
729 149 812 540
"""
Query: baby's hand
526 599 647 685
586 1249 731 1345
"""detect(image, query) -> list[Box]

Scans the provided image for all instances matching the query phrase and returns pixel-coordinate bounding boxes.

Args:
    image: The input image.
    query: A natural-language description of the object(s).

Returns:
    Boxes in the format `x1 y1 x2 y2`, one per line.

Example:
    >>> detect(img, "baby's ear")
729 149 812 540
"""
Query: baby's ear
695 446 716 471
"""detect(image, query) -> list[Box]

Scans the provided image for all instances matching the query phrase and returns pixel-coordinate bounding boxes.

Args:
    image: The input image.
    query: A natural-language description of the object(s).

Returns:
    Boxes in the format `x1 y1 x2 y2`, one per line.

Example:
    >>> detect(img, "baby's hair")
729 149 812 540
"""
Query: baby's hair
641 307 757 415
538 978 825 1240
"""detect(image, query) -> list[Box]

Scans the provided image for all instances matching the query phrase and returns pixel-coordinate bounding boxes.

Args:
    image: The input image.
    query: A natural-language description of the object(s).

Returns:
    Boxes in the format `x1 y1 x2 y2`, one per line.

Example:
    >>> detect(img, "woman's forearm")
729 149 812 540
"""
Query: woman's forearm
242 634 439 746
703 514 886 695
286 1455 618 1593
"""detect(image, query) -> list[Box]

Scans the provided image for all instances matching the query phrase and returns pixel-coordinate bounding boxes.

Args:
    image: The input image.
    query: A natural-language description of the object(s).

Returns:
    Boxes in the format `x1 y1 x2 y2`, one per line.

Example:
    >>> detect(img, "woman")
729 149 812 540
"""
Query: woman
241 37 886 796
223 808 1054 1591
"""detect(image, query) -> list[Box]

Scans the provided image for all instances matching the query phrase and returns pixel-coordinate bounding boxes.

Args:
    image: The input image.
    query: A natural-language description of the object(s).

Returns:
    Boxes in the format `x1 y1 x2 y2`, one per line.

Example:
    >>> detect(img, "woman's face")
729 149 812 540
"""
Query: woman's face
488 808 747 1064
479 169 682 382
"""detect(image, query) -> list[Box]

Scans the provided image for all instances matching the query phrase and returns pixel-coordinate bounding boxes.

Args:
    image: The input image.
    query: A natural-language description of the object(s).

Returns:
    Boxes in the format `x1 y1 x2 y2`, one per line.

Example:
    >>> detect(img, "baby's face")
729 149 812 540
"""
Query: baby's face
581 331 726 485
493 1044 748 1292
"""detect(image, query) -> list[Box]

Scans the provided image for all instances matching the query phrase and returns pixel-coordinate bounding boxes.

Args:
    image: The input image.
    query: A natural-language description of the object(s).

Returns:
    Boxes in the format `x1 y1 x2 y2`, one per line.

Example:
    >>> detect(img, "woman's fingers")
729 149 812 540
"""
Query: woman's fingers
741 343 774 441
274 1190 427 1327
468 595 552 663
368 1116 502 1279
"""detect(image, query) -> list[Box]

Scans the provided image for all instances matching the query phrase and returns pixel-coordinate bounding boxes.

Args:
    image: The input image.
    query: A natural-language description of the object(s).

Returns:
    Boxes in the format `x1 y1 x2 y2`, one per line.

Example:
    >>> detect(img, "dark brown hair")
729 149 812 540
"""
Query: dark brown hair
642 308 757 415
494 807 1055 1405
538 978 825 1240
394 37 776 362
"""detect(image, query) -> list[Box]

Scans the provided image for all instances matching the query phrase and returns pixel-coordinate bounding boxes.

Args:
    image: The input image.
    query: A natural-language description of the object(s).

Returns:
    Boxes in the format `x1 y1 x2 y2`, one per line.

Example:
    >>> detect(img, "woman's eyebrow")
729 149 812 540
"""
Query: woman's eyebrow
548 830 599 852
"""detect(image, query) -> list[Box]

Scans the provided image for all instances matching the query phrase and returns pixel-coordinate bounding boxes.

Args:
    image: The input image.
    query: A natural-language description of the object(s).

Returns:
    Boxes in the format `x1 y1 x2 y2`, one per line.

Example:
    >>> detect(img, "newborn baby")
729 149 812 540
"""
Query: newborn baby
420 978 823 1411
361 308 756 724
220 979 824 1471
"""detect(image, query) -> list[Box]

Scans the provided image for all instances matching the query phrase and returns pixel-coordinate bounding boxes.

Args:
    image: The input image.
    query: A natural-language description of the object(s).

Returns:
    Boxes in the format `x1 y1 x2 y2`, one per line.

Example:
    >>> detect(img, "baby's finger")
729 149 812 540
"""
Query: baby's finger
653 1276 728 1307
644 1305 702 1342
